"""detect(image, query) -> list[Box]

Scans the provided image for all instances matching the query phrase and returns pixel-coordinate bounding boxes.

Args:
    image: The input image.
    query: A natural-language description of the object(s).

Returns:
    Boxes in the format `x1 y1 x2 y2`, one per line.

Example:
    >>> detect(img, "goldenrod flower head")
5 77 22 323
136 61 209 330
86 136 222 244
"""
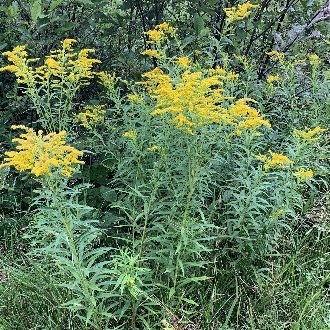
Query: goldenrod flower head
308 54 321 66
215 66 226 75
293 168 314 182
128 94 144 104
266 50 285 64
224 1 259 22
75 105 106 129
293 126 326 142
229 98 271 130
0 45 31 84
227 71 240 80
0 126 84 177
1 40 101 86
44 57 64 77
154 22 177 34
234 54 250 68
145 22 176 44
147 145 159 152
256 150 293 170
98 71 116 90
62 39 77 51
123 130 137 139
176 57 192 68
143 66 231 133
267 74 280 84
141 49 163 58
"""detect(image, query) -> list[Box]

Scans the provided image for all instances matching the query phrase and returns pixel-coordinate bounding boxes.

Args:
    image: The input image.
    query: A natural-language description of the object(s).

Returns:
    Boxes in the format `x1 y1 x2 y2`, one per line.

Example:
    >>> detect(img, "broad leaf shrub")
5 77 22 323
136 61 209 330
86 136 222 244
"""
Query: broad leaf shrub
0 18 329 330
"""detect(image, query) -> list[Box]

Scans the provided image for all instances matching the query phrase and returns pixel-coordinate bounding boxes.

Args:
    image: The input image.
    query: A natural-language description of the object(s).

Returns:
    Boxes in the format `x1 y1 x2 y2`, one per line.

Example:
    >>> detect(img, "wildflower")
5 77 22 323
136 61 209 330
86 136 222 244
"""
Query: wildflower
0 45 31 84
230 98 271 130
1 41 101 86
141 49 163 58
144 66 230 133
44 58 64 76
128 94 144 104
227 71 240 80
238 117 271 129
224 1 259 22
147 145 159 152
215 66 226 75
234 54 249 68
62 39 77 51
293 168 314 181
176 57 192 68
123 130 137 139
145 29 164 43
172 113 194 128
154 22 177 34
308 54 321 66
98 71 116 90
293 126 326 142
256 150 293 170
145 22 176 43
0 126 84 177
69 49 101 81
267 74 280 84
266 50 285 64
75 105 106 129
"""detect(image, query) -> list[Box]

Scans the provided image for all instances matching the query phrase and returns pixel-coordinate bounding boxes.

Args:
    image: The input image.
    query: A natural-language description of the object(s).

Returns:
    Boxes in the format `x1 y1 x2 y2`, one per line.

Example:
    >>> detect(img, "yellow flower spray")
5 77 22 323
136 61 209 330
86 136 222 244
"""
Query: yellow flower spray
0 125 84 177
0 39 101 132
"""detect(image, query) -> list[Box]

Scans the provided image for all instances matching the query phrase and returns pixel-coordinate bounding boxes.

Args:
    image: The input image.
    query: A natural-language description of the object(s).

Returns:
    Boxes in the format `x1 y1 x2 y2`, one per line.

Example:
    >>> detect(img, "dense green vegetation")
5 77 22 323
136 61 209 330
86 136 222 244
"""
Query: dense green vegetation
0 1 329 329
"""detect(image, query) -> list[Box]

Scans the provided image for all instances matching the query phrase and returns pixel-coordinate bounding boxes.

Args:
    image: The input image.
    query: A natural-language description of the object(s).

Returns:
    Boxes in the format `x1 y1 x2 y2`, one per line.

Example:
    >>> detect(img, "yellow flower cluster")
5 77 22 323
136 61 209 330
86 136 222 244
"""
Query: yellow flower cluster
145 22 177 43
142 63 270 134
256 150 293 170
293 126 326 142
176 57 192 68
141 49 163 58
0 39 101 86
224 1 259 22
128 94 144 104
267 74 280 84
123 130 137 139
265 50 285 64
308 54 321 66
147 145 159 152
0 126 84 177
229 98 271 131
142 65 231 134
0 45 31 84
98 71 116 90
75 105 106 129
293 168 314 181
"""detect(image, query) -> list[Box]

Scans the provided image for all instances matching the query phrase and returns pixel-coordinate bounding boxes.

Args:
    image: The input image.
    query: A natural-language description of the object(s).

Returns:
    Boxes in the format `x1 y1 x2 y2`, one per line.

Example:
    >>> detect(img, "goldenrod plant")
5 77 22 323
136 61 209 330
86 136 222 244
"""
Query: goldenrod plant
0 10 329 330
0 40 100 132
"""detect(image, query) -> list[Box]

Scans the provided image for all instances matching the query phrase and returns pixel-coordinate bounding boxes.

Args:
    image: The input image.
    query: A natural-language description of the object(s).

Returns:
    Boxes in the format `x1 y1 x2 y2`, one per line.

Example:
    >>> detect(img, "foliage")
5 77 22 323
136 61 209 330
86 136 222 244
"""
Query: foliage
0 1 329 329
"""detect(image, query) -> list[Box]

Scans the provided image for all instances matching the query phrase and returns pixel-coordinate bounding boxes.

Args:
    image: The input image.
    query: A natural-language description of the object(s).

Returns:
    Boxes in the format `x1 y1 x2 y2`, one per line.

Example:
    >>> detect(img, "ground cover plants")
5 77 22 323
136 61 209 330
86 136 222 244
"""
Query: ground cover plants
0 1 329 329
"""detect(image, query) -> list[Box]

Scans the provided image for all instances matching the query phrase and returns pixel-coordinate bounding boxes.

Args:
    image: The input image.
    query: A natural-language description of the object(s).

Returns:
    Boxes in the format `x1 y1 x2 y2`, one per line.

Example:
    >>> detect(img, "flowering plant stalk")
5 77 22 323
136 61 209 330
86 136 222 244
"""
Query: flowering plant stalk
0 40 100 132
0 126 114 327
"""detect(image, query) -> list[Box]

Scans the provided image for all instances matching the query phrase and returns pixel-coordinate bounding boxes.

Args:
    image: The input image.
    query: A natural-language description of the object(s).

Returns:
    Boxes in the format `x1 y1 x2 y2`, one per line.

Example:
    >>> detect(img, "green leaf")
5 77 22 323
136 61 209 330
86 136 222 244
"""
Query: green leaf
31 0 42 22
193 14 204 35
169 287 175 300
8 1 19 18
50 0 63 11
56 21 77 32
181 297 198 306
